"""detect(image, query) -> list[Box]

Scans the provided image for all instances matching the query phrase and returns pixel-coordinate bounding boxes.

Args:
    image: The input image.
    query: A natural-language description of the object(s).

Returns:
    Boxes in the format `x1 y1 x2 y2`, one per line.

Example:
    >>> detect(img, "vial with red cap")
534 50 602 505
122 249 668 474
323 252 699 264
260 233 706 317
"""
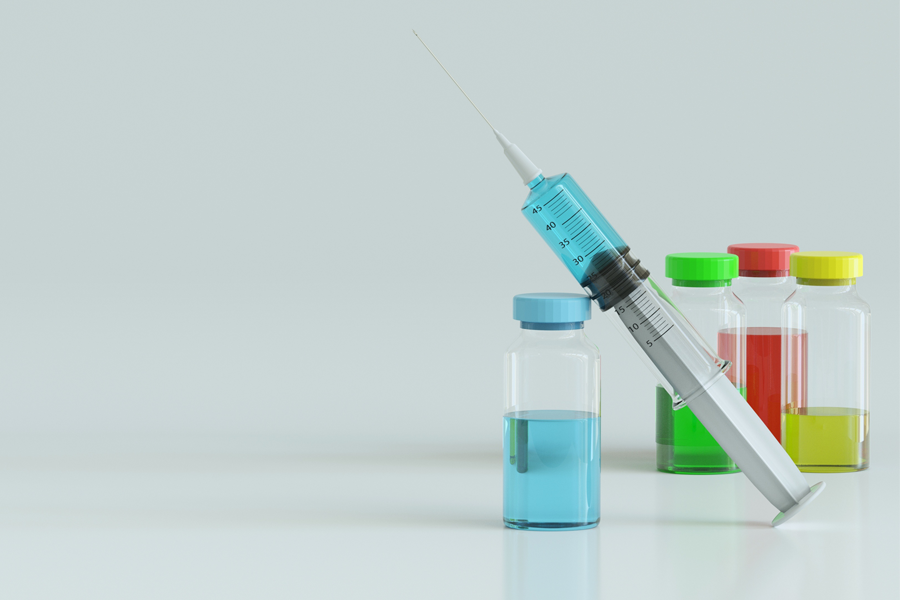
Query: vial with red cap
727 243 800 442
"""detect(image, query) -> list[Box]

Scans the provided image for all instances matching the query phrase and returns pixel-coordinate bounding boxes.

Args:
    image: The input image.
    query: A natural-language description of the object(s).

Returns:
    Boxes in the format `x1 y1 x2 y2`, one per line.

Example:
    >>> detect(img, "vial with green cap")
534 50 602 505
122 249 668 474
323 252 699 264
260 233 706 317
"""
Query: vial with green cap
782 252 869 472
656 253 745 474
504 293 600 530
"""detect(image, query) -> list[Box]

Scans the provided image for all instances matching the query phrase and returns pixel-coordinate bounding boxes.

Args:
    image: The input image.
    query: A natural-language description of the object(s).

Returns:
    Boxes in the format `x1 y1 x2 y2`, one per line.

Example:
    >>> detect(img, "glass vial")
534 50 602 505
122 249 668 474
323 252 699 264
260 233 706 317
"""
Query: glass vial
656 253 745 474
504 293 600 530
782 252 869 472
728 243 800 442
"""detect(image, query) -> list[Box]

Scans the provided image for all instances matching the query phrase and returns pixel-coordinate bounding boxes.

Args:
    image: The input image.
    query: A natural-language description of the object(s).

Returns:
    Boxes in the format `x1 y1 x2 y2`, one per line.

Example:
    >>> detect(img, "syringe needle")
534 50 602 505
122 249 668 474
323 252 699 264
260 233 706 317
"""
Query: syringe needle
413 30 494 130
414 30 541 185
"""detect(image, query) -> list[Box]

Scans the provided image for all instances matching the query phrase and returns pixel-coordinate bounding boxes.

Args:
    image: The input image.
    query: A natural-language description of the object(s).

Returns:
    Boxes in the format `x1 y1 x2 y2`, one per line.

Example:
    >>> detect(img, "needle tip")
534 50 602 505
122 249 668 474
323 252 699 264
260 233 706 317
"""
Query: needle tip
413 30 495 131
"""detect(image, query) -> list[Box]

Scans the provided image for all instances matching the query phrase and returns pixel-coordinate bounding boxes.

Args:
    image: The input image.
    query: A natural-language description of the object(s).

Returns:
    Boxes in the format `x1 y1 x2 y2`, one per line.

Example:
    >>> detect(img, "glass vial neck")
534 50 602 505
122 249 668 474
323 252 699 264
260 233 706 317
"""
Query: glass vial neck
671 285 732 296
796 278 857 287
736 275 792 285
520 321 584 331
739 270 791 278
671 280 732 288
517 327 585 342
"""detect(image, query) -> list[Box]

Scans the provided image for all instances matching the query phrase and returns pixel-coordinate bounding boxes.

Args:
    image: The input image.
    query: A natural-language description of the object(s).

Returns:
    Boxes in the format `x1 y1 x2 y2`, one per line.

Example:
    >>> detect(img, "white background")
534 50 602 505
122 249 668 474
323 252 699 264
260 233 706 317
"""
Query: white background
0 2 897 598
1 1 896 458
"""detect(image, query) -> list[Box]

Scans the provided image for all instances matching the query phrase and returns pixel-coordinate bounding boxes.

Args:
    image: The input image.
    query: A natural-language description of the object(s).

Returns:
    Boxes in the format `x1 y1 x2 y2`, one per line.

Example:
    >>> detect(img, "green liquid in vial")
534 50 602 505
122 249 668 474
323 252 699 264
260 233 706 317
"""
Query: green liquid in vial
655 385 743 474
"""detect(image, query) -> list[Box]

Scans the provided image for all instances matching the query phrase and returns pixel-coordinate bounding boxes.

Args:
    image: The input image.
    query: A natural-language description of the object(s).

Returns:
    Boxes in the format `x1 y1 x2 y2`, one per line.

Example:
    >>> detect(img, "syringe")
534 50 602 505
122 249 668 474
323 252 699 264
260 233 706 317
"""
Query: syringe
415 31 824 525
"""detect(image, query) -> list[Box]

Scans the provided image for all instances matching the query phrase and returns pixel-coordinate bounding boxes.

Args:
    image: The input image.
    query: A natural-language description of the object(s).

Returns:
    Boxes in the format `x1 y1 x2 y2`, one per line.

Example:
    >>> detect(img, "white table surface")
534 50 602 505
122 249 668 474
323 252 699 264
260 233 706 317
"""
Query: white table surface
0 448 896 599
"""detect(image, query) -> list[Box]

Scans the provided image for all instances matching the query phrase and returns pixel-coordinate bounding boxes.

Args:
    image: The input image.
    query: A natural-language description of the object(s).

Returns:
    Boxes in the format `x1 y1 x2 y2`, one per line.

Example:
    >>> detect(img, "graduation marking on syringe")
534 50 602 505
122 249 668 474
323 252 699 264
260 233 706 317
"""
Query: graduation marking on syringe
640 308 660 325
581 231 600 246
544 192 565 207
571 224 591 240
586 241 606 256
653 324 675 341
562 209 583 225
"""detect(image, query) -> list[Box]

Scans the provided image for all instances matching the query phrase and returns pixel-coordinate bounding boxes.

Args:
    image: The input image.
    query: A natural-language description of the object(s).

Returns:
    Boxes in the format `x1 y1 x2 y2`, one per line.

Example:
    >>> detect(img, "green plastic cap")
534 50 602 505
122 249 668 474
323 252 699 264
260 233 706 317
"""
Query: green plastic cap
665 253 739 287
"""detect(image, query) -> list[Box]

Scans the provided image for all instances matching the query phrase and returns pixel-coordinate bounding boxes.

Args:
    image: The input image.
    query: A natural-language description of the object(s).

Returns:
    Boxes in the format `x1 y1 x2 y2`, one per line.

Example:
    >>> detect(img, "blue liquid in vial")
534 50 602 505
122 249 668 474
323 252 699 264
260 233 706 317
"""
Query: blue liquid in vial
503 410 600 530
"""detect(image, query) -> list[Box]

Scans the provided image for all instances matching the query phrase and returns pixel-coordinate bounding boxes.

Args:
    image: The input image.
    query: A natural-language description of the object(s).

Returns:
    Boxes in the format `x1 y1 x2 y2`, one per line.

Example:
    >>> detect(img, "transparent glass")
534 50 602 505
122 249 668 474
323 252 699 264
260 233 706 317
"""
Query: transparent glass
655 286 745 474
733 276 796 328
732 275 797 442
782 282 870 472
670 286 746 390
503 327 600 530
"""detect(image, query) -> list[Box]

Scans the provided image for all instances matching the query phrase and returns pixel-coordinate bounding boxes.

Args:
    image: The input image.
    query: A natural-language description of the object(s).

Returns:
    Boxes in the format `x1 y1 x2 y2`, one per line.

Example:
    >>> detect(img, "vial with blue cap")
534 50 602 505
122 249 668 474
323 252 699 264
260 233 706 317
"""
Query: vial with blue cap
504 293 600 530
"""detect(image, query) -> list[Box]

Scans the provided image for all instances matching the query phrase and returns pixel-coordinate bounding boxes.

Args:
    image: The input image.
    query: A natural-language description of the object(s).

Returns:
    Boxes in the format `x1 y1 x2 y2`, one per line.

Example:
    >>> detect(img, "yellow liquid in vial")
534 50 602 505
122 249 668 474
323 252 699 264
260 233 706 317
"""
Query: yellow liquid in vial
782 407 869 473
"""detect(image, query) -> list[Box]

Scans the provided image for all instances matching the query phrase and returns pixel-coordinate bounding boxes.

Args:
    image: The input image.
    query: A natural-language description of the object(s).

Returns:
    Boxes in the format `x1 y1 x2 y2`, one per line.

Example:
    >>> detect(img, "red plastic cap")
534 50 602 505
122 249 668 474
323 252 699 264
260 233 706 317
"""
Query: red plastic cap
727 243 800 277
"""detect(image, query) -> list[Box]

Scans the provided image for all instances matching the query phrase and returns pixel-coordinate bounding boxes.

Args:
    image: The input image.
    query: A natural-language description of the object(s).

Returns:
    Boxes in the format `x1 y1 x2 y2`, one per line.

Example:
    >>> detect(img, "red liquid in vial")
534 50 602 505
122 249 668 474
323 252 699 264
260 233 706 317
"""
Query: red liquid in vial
717 327 807 442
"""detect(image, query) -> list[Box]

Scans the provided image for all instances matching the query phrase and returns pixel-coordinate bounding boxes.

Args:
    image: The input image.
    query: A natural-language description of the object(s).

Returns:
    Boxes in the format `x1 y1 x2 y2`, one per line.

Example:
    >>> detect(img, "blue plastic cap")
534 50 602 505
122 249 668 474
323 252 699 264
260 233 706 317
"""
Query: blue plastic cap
513 293 591 325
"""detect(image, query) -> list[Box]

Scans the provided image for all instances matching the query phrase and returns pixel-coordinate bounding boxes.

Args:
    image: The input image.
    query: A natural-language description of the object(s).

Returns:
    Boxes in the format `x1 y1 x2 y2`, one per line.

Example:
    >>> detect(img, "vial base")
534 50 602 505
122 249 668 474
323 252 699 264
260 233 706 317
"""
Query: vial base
503 411 600 530
655 386 741 474
656 446 741 475
783 407 869 473
504 519 598 531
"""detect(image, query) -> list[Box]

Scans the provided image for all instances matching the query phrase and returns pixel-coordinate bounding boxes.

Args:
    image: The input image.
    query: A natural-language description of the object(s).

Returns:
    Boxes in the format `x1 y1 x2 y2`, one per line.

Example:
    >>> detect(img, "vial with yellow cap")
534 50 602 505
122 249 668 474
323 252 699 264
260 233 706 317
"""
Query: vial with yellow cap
782 252 870 472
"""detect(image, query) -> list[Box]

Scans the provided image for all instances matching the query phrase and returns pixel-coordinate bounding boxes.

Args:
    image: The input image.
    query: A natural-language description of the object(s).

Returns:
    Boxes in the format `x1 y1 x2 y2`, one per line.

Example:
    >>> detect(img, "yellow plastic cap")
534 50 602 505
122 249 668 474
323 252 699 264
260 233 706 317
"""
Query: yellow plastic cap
790 251 863 280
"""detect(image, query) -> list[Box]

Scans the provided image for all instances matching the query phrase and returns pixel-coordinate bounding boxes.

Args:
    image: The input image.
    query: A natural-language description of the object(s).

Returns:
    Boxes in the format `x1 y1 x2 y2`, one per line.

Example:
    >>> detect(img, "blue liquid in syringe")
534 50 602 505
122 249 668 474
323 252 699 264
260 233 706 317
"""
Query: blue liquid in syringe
523 174 630 307
503 410 600 530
